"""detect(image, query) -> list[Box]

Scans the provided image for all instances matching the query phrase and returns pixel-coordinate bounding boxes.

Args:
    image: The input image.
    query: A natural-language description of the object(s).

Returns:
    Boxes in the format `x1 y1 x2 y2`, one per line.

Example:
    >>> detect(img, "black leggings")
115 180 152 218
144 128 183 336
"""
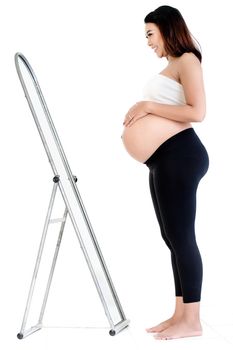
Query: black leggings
144 128 209 303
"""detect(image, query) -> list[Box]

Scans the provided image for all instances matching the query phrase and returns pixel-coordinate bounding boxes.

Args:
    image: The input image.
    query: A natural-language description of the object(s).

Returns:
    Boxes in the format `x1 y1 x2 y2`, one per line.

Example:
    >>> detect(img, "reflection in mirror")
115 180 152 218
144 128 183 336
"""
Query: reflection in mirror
15 53 129 339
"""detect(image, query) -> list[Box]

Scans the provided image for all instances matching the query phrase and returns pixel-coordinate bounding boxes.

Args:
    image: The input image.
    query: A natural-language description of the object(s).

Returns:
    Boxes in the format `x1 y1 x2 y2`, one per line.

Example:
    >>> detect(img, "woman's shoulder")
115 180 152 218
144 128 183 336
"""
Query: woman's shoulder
175 52 201 77
177 52 201 67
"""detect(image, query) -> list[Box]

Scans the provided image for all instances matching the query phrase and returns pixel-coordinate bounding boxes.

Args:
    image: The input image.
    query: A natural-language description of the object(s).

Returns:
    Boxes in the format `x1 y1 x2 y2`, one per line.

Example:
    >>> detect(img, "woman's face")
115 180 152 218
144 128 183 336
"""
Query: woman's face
145 23 165 58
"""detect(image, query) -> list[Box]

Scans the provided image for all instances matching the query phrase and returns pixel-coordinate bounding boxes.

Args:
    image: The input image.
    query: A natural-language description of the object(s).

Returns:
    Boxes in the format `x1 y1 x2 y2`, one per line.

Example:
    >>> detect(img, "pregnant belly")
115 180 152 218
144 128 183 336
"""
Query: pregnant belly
121 114 192 163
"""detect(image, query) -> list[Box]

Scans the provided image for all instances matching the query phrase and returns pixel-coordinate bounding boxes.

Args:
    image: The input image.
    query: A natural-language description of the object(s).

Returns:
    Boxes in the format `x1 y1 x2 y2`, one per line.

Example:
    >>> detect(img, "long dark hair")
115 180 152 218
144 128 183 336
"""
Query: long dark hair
144 5 202 62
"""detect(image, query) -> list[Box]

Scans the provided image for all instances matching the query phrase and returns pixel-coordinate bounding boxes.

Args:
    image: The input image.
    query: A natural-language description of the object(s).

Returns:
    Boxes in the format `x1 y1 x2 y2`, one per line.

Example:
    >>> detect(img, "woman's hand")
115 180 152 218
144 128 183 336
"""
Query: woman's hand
123 101 151 127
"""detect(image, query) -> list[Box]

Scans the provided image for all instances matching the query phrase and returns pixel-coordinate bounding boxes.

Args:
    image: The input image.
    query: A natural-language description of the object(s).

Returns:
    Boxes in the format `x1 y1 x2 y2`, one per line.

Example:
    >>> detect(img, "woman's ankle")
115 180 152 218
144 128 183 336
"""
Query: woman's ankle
173 296 184 318
182 301 201 325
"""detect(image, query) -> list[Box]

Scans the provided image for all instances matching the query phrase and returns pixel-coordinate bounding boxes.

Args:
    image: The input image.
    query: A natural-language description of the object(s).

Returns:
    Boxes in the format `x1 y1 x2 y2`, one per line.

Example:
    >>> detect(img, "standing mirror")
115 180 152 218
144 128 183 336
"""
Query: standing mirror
15 53 129 339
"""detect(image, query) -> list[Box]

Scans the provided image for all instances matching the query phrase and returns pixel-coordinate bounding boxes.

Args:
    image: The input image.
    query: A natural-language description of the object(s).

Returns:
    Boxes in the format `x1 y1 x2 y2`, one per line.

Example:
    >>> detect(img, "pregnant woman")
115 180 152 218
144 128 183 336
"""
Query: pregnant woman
122 5 209 340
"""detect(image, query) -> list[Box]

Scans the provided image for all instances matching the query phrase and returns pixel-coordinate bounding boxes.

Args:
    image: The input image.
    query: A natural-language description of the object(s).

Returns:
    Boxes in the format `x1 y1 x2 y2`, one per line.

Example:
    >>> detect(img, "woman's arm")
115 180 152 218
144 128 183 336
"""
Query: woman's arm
147 53 206 122
124 53 206 126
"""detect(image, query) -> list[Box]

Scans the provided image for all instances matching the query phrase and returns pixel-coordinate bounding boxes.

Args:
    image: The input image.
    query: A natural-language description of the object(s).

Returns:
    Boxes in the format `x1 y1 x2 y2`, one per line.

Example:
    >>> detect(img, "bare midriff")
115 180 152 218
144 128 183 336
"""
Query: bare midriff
121 113 192 163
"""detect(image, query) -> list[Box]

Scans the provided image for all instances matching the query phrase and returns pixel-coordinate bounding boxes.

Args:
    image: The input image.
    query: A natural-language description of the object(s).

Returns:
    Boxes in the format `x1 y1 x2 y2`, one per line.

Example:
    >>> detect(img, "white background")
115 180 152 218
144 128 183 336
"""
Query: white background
1 0 233 349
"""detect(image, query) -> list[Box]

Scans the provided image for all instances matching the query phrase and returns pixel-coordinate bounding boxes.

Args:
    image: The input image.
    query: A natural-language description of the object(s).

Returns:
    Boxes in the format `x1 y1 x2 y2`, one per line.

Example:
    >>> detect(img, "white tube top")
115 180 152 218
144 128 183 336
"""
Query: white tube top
143 74 186 105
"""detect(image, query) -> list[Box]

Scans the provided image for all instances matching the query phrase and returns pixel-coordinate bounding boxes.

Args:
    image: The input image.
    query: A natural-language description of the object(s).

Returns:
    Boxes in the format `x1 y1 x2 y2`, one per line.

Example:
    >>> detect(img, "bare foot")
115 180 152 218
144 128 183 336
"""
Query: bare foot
153 320 202 340
146 297 185 333
146 316 181 333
